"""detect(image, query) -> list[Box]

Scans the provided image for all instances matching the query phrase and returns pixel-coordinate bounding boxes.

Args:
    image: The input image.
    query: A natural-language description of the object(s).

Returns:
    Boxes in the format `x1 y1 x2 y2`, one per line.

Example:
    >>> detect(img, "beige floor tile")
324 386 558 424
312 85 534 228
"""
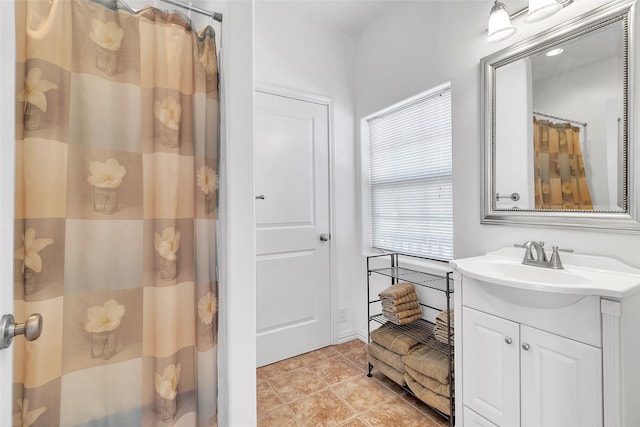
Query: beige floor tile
258 405 299 427
257 343 452 427
257 378 284 415
369 369 406 394
258 356 306 379
360 396 440 427
309 356 362 386
298 345 342 365
344 346 369 371
289 389 356 427
338 417 369 427
334 339 367 354
332 374 398 413
268 366 327 403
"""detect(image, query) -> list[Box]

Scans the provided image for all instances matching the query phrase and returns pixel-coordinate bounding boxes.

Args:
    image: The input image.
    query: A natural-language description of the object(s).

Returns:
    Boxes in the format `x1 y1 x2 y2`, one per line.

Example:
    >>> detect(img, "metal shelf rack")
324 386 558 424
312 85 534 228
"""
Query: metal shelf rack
366 253 454 426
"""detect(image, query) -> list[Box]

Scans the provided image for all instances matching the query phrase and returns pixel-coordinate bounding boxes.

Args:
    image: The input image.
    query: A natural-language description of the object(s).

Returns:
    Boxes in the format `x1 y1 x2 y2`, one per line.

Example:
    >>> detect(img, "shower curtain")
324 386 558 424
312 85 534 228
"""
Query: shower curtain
13 0 219 425
533 118 593 210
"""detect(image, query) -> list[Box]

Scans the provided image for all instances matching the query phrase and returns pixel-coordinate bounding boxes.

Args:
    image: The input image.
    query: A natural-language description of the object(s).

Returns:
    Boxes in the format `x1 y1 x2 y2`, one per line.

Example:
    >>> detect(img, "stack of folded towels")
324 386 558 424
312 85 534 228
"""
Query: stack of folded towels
433 309 454 346
378 282 422 325
402 346 454 416
368 323 423 387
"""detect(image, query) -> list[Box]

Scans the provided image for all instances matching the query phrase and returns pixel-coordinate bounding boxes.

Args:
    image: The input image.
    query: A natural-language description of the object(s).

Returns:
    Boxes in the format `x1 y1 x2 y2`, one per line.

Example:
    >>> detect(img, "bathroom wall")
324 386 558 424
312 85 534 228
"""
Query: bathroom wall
254 3 364 342
354 0 639 333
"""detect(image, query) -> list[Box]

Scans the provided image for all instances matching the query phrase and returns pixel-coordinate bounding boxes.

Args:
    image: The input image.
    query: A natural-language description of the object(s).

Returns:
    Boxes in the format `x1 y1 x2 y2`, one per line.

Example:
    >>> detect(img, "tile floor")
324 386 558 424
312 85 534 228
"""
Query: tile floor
256 339 449 427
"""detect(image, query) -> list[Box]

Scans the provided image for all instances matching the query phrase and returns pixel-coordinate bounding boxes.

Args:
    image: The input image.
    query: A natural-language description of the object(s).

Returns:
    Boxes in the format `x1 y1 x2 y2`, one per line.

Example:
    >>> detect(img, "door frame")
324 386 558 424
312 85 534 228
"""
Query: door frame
0 0 16 422
254 83 338 345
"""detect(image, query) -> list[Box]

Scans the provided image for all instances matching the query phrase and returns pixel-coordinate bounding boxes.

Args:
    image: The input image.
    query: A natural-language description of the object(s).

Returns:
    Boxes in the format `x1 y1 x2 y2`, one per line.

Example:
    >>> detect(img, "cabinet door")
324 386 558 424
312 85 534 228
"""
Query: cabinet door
520 325 602 427
464 406 499 427
463 307 520 426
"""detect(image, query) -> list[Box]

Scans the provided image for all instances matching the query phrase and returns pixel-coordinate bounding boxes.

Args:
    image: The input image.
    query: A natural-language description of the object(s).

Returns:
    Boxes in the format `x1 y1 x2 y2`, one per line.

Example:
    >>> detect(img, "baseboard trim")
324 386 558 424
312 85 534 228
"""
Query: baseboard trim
337 329 368 344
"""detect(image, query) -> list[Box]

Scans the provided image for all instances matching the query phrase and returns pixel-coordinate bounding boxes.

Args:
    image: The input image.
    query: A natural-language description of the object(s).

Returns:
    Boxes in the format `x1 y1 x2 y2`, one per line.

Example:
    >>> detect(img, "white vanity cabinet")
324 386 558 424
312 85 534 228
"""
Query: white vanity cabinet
462 307 602 427
452 248 640 427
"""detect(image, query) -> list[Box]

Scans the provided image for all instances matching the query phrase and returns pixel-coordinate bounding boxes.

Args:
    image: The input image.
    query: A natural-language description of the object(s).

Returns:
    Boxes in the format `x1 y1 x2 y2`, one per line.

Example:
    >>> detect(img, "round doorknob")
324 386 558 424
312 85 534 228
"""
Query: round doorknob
0 313 43 350
505 337 513 344
320 233 331 242
522 343 531 351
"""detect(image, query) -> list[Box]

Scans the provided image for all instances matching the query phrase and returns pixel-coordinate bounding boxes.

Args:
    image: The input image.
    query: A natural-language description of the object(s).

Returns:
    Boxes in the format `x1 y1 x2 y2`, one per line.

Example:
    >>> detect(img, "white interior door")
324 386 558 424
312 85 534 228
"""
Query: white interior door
255 89 332 367
0 1 16 424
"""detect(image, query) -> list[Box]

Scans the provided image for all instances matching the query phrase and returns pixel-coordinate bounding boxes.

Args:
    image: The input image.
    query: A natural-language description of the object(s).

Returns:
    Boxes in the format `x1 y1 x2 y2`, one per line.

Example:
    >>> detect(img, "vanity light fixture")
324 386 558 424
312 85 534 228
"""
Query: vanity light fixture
545 47 564 56
488 1 516 42
487 0 572 42
525 0 562 23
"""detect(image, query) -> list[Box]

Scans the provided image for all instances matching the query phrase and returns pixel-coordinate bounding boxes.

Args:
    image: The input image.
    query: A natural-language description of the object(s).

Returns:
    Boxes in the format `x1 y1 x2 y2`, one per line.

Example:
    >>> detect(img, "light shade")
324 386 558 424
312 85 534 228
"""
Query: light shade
488 1 516 42
525 0 562 23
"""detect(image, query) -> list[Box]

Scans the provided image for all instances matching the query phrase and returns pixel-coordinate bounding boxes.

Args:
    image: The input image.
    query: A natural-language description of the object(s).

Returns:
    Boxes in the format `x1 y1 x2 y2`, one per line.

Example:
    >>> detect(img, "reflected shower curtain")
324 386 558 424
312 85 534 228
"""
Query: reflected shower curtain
533 118 593 210
13 0 219 425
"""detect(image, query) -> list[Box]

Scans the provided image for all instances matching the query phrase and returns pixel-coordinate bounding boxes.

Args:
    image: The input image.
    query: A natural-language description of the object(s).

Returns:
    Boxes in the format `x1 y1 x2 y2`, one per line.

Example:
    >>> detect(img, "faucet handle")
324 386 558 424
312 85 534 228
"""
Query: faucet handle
555 247 574 253
549 246 564 269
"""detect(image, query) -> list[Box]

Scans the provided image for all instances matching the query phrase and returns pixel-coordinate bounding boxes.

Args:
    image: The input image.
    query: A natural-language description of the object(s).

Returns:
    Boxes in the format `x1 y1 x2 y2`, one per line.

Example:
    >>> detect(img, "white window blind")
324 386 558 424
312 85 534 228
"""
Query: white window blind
367 86 453 260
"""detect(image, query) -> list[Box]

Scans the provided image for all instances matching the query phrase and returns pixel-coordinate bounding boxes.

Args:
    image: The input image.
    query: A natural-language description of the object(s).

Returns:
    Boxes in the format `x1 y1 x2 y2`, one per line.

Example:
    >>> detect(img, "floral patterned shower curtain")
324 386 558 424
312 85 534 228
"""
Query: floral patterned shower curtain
533 118 593 210
13 0 219 425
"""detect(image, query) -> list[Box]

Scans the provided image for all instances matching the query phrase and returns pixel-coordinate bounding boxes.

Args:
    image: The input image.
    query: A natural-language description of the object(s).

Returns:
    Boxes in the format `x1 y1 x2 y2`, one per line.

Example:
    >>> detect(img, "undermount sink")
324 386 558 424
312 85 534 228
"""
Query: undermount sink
451 247 640 300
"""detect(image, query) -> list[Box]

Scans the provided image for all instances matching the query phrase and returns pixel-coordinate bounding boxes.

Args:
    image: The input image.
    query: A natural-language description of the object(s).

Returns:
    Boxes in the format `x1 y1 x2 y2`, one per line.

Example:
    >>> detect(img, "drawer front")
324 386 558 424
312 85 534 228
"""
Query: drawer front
461 275 601 347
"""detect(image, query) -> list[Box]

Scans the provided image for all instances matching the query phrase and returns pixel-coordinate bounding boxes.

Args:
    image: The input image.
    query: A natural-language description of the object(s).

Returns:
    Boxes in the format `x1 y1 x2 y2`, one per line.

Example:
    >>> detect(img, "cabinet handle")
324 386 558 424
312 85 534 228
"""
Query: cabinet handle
522 343 531 351
504 337 513 344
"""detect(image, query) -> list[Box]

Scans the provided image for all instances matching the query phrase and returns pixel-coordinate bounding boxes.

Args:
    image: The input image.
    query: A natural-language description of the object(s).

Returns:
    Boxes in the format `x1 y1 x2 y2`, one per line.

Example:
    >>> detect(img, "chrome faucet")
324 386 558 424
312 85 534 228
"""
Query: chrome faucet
517 241 573 269
522 241 547 266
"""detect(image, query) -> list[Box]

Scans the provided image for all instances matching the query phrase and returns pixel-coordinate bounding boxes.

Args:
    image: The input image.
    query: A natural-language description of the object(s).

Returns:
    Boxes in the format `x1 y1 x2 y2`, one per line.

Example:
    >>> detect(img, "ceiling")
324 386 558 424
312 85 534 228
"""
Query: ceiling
255 0 395 35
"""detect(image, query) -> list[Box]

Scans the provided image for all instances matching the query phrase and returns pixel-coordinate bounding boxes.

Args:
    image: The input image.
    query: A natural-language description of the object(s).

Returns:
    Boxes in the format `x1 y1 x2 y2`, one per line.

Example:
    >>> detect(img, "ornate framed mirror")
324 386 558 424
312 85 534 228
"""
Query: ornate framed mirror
481 2 638 231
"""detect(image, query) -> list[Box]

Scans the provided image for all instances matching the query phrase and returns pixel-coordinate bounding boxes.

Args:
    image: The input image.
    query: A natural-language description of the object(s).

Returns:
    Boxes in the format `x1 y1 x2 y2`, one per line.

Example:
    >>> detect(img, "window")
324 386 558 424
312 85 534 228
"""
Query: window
365 84 453 260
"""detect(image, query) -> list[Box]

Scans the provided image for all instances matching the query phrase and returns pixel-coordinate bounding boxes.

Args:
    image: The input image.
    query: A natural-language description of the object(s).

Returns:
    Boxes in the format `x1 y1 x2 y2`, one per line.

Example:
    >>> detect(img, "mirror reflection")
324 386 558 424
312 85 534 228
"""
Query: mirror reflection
493 18 626 212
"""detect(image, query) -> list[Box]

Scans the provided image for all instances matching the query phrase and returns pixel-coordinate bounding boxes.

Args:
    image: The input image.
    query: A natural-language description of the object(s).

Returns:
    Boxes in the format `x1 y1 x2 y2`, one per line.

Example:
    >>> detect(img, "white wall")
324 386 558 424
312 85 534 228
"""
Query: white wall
255 3 364 342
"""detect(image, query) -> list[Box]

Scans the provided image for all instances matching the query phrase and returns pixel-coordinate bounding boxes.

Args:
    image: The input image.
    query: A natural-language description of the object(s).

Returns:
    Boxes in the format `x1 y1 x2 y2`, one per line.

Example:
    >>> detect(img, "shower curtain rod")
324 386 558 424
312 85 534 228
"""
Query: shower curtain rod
158 0 223 22
534 110 587 127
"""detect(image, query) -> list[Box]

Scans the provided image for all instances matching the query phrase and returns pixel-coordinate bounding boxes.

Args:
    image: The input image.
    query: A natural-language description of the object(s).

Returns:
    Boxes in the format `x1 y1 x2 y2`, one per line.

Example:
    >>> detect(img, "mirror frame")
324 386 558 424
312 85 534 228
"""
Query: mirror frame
481 2 639 232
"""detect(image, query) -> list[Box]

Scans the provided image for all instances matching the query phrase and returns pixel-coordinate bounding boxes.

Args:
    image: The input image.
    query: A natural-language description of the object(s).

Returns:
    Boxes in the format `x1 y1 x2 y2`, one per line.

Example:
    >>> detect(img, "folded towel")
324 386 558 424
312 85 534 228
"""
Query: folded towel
402 346 452 384
370 323 424 355
433 324 454 346
405 365 452 397
404 373 453 416
380 300 420 313
368 353 406 386
378 283 415 299
367 341 405 373
436 309 454 327
380 291 419 306
382 307 422 321
387 313 422 325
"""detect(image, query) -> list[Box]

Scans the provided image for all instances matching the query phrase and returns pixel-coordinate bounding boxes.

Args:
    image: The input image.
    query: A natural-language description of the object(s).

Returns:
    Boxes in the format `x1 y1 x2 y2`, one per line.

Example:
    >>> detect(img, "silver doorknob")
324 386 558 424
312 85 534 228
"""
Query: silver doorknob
320 233 331 242
0 313 43 350
505 337 513 344
522 343 531 351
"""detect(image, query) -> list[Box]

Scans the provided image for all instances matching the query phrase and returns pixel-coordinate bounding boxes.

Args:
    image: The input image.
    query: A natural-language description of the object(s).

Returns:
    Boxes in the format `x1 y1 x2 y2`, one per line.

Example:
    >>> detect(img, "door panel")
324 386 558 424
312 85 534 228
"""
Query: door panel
521 325 603 427
255 91 331 367
0 1 16 424
462 307 520 427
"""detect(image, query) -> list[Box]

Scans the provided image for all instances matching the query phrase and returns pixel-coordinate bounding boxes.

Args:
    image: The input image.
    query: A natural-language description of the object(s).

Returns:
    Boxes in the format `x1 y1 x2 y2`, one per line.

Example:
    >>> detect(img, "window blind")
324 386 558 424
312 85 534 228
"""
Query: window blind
367 86 453 260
